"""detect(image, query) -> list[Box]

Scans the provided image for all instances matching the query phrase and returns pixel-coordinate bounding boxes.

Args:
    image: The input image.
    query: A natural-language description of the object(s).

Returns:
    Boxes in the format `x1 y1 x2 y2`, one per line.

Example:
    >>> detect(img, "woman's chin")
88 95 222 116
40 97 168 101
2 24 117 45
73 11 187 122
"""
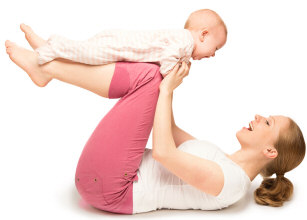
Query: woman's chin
236 128 249 140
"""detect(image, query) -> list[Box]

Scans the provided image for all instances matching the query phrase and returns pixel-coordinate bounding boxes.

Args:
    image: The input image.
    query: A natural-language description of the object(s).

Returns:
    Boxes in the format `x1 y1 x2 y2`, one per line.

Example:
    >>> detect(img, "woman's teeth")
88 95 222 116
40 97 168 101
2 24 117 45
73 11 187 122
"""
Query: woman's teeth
249 122 254 131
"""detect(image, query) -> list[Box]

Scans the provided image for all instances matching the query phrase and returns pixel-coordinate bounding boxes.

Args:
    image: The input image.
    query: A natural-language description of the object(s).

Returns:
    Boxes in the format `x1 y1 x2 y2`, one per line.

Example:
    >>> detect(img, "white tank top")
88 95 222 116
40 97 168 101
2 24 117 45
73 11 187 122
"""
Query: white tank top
132 139 251 214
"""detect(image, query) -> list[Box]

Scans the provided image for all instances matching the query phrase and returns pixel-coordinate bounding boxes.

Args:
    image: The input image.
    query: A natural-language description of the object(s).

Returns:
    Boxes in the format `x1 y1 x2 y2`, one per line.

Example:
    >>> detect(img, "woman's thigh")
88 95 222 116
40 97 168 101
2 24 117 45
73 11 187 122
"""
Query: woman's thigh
75 62 162 214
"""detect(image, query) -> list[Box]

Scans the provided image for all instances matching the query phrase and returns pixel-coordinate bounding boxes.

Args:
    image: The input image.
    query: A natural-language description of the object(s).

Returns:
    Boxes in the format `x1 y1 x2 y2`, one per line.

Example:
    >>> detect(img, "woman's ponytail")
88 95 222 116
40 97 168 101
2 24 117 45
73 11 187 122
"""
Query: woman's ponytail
254 174 293 207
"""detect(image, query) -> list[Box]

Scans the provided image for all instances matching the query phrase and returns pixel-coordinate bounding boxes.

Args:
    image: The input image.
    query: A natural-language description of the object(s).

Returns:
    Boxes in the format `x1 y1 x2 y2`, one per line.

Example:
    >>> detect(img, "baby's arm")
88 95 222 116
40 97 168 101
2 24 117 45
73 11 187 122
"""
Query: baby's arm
160 45 191 77
160 59 191 78
160 57 179 78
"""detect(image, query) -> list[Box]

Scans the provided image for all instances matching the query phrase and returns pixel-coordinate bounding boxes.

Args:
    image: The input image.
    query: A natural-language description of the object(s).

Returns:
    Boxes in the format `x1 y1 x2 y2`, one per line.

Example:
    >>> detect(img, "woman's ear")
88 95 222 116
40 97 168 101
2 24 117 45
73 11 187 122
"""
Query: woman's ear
199 29 208 42
263 147 278 159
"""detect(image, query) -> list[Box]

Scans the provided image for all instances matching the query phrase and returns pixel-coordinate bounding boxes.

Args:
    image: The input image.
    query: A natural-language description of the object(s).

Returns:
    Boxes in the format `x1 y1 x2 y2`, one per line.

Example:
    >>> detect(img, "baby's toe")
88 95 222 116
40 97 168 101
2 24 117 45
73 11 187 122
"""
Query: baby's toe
5 40 10 48
20 23 33 34
6 47 13 55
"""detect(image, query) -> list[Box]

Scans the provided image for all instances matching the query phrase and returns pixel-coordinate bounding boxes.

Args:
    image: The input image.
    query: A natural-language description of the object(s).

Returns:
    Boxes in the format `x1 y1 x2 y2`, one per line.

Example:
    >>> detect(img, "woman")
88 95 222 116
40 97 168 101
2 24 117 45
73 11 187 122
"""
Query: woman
5 24 306 214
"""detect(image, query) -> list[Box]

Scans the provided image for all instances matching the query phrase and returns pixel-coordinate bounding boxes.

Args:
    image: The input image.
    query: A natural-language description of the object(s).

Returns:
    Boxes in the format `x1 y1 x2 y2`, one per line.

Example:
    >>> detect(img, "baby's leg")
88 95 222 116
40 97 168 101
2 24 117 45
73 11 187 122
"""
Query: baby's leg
20 24 46 50
5 41 115 98
20 23 80 64
35 30 112 66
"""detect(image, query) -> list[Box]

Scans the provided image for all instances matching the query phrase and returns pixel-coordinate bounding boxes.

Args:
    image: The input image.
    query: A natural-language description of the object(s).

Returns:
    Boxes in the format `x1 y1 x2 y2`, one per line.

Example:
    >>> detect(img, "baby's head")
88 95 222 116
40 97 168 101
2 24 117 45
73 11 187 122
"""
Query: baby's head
184 9 227 60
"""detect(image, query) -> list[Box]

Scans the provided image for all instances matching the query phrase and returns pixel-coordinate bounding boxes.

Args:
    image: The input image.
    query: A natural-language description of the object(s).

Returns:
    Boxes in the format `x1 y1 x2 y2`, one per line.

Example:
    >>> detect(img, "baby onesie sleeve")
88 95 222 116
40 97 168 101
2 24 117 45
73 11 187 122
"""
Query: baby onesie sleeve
159 30 194 77
159 55 179 77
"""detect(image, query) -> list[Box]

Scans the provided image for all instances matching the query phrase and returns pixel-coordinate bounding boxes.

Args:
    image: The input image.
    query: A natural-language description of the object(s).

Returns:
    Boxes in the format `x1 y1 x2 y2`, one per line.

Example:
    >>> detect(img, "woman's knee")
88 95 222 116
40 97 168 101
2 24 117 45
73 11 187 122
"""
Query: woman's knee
109 62 162 99
138 64 162 90
150 64 163 84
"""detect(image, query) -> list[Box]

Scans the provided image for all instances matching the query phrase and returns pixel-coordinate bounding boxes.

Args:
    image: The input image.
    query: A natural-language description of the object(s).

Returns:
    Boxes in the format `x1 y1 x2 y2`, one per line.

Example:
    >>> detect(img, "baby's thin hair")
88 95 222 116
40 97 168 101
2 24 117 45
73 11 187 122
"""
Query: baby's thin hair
184 9 227 35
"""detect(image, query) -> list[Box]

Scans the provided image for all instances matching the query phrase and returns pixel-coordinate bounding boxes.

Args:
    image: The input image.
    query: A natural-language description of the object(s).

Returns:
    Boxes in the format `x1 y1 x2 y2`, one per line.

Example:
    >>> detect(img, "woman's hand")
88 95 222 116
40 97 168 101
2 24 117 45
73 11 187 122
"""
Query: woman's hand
159 62 190 94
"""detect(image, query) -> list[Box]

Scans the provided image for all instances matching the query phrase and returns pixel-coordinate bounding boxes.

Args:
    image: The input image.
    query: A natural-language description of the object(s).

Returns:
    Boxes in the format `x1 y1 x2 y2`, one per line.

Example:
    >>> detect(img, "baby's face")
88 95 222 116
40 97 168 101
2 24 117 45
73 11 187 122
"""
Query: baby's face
192 25 227 60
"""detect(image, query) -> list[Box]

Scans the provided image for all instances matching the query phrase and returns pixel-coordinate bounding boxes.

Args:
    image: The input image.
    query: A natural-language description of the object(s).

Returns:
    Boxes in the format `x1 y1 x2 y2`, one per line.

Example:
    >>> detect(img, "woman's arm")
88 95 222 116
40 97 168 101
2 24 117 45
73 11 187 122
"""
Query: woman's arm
152 63 224 196
152 63 191 156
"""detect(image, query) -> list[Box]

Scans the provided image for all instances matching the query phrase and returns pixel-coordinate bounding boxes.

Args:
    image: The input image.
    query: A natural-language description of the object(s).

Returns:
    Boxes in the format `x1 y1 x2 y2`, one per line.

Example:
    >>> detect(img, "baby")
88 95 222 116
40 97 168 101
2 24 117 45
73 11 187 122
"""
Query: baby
35 9 227 77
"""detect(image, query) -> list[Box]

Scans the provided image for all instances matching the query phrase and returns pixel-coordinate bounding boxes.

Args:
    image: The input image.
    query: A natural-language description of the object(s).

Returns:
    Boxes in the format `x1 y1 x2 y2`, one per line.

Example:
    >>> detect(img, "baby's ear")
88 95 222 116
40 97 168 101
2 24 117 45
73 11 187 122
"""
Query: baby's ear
200 29 208 41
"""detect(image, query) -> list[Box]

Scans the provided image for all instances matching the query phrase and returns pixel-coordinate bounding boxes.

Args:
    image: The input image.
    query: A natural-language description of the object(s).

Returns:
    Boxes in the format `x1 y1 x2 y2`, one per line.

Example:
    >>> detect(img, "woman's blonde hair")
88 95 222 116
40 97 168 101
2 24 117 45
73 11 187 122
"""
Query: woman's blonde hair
254 117 305 207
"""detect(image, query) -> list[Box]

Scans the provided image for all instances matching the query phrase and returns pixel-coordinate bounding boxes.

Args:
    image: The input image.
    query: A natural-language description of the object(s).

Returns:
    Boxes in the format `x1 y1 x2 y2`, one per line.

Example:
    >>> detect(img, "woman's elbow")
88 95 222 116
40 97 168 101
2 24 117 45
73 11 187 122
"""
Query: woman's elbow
152 145 174 161
152 149 162 161
152 145 167 161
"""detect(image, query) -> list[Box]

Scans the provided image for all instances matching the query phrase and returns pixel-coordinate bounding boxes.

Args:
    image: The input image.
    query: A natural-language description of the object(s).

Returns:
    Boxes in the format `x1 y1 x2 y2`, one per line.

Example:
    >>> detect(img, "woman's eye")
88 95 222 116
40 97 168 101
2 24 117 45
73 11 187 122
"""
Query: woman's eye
266 120 270 126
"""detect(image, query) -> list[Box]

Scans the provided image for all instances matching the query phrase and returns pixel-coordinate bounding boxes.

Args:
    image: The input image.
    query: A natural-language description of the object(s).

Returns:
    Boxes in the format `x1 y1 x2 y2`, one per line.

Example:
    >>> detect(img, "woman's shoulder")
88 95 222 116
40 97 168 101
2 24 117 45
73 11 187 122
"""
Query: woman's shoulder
178 139 251 205
215 156 251 206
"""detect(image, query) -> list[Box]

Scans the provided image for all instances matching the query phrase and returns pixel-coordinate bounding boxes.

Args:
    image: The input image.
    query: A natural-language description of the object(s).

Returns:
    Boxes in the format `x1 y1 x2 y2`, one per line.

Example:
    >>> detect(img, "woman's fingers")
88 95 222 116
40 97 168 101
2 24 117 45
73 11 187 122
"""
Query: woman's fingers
178 62 189 77
160 61 190 92
177 62 186 75
184 62 190 76
187 62 191 69
173 63 180 73
170 62 189 81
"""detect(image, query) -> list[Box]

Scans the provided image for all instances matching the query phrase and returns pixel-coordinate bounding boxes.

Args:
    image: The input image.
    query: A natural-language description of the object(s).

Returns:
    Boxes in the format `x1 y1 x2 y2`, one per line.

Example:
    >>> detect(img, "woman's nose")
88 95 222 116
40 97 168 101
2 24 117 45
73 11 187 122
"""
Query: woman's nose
255 114 260 122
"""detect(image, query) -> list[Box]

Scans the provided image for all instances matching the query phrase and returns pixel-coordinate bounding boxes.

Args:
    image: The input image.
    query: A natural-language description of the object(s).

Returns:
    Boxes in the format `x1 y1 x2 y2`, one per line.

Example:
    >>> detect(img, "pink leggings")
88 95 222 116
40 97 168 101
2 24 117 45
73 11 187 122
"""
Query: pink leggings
75 62 162 214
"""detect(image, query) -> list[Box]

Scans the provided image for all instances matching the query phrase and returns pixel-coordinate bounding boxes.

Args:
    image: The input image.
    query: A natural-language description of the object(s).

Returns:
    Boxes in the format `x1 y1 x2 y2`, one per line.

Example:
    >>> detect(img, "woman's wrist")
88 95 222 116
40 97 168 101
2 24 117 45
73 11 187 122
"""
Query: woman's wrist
159 87 173 96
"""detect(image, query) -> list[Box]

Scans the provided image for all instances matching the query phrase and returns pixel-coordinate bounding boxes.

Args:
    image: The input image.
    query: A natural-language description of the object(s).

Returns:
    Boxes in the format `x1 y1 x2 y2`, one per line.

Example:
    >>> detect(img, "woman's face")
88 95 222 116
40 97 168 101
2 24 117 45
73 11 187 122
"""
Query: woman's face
236 115 290 152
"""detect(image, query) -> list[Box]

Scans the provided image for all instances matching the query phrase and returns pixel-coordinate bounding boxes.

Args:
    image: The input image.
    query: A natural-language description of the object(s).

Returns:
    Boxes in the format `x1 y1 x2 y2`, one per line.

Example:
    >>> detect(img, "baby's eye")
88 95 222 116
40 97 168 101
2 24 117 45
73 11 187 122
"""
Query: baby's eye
266 120 270 126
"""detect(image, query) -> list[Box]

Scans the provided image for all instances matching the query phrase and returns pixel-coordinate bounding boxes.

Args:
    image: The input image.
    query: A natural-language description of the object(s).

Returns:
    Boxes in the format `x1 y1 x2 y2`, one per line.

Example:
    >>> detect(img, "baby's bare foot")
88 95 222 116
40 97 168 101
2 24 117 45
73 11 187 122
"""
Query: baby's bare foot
5 40 52 87
20 23 47 49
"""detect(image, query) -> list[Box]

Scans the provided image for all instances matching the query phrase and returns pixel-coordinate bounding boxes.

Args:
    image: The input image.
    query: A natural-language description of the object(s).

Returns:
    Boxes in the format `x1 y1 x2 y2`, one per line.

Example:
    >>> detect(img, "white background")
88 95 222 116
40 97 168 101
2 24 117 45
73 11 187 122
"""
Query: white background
1 0 306 219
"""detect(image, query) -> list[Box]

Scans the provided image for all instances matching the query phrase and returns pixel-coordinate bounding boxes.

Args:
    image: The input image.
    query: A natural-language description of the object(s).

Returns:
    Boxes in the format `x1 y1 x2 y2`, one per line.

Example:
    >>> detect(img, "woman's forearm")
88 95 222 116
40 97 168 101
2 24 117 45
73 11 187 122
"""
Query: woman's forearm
170 94 176 127
153 90 176 157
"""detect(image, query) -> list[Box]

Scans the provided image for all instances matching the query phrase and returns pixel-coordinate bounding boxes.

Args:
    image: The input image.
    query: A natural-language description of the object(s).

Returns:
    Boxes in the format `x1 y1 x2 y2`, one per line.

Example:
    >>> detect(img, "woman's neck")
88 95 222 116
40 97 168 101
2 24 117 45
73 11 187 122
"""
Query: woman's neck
226 149 268 181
